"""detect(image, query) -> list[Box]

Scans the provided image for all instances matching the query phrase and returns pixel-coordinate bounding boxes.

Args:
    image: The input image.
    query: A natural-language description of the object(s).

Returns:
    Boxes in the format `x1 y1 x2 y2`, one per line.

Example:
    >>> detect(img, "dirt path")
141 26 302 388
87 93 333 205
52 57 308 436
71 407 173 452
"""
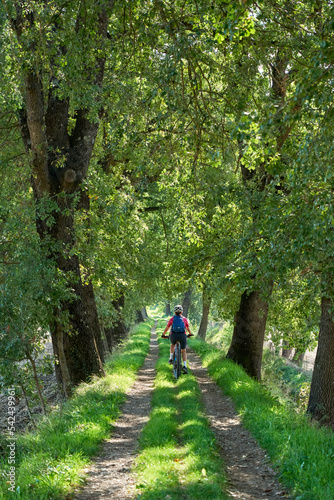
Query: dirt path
74 324 158 500
187 349 289 500
74 327 289 500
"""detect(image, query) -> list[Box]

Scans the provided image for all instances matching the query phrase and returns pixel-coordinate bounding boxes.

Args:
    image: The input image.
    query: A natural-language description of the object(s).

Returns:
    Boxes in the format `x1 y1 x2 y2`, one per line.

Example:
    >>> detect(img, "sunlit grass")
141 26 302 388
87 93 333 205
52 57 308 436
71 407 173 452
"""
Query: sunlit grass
133 325 228 500
0 322 152 500
191 338 334 499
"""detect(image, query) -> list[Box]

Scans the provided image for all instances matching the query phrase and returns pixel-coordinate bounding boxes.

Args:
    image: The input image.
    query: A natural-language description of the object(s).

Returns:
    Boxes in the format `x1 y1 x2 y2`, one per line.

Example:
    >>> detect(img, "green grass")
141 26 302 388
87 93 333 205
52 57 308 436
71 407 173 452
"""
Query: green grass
0 322 152 500
205 320 312 411
133 320 228 500
205 321 233 353
191 338 334 500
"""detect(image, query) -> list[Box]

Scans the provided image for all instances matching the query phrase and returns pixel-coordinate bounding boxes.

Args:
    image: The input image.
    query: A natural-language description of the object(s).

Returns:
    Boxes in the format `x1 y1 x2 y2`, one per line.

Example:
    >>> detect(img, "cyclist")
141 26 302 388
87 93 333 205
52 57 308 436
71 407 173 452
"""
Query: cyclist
162 304 193 374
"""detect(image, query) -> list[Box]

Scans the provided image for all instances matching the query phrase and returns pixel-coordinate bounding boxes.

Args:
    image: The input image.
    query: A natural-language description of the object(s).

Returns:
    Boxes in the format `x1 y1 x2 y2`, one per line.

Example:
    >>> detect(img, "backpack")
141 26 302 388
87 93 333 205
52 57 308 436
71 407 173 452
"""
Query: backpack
172 315 185 333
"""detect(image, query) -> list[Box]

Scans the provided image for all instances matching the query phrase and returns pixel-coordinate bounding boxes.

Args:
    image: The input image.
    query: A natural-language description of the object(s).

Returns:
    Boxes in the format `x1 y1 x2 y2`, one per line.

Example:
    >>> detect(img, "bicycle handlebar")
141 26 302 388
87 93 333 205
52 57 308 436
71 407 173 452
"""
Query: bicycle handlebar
161 334 194 339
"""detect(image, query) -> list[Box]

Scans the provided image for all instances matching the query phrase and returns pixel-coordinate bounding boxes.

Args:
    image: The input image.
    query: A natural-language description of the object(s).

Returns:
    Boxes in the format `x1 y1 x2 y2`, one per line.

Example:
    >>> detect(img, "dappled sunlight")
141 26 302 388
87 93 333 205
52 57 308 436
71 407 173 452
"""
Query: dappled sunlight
179 419 205 431
176 388 193 400
151 406 176 417
134 330 227 500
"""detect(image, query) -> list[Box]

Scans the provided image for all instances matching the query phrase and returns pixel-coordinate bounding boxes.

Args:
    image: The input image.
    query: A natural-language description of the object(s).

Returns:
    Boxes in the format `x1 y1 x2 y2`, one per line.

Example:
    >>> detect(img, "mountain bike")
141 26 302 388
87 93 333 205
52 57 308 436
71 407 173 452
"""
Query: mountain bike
172 340 182 379
161 333 193 380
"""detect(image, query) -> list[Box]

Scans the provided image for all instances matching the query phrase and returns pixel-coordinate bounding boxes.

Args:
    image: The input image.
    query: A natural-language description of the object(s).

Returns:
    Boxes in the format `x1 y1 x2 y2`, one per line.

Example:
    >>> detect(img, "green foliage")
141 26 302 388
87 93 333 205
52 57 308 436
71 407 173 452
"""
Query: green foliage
261 350 312 412
205 321 233 353
0 322 151 500
1 0 334 444
0 164 64 408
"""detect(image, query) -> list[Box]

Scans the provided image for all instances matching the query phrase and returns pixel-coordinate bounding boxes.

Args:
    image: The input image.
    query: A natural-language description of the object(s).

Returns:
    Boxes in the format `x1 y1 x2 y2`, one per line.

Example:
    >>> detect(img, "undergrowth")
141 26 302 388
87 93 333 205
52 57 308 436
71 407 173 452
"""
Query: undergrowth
261 350 312 411
191 338 334 500
133 319 228 500
0 322 152 500
205 320 312 412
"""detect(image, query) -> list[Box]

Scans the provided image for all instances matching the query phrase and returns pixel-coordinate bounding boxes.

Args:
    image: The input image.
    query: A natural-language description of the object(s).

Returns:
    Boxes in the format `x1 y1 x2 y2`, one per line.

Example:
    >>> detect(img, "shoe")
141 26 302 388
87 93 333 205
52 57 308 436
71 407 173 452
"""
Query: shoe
168 359 173 365
182 366 188 374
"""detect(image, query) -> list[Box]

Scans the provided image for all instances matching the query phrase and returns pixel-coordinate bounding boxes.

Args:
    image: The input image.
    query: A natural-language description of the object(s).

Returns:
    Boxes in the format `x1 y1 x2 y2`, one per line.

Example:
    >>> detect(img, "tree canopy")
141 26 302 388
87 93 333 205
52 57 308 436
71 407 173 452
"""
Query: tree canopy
1 0 334 426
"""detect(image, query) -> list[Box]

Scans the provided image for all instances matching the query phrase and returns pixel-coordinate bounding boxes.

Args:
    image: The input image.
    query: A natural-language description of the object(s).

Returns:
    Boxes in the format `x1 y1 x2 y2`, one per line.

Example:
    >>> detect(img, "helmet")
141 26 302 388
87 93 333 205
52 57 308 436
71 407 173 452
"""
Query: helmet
174 304 183 313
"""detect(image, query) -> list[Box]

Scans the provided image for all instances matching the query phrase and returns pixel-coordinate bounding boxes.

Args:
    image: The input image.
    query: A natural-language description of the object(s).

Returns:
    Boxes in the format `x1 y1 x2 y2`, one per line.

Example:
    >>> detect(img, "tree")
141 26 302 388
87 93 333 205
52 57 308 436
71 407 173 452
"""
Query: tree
1 1 119 392
197 284 212 341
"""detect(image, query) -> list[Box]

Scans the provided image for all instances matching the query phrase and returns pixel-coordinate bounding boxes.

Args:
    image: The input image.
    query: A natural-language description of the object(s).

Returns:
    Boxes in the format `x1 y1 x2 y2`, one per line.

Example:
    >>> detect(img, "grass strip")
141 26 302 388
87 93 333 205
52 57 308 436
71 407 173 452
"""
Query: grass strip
191 338 334 500
0 321 152 500
134 319 228 500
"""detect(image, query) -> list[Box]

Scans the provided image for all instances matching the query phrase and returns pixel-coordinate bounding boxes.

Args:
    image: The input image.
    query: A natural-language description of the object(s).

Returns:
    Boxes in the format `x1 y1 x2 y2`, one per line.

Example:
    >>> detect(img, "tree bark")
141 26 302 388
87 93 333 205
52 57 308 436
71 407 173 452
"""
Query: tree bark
307 296 334 428
182 289 192 318
105 294 128 349
165 303 171 316
37 205 105 385
294 349 305 364
136 309 146 323
26 353 47 416
52 317 72 398
101 326 111 356
281 340 292 359
226 286 272 381
197 286 211 341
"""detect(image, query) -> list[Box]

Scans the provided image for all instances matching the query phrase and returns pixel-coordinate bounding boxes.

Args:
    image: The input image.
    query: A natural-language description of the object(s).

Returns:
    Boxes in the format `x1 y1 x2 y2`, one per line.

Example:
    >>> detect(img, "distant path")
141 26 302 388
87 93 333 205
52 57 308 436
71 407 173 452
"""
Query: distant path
74 324 158 500
187 349 289 500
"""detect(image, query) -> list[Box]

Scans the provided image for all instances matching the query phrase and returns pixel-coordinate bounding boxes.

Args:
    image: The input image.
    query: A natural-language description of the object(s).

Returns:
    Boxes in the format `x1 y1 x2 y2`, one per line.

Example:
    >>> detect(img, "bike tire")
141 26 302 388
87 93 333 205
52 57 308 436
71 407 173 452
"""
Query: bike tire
173 342 182 380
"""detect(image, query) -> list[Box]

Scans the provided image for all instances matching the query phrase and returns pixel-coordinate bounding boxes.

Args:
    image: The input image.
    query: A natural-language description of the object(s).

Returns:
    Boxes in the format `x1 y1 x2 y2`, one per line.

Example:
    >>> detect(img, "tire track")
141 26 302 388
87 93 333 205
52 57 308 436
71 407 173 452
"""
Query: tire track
187 348 289 500
74 324 158 500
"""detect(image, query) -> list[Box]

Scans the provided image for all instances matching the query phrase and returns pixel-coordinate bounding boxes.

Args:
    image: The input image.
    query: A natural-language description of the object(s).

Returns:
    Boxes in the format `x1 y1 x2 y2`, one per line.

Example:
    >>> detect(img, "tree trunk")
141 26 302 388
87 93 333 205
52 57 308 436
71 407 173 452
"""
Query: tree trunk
101 326 111 356
197 286 211 341
51 317 72 398
141 307 148 319
26 354 47 416
105 294 128 349
20 384 36 428
307 296 334 427
294 349 305 364
165 303 171 316
136 310 145 323
226 286 272 381
281 340 292 358
226 54 293 381
40 207 105 386
182 289 192 318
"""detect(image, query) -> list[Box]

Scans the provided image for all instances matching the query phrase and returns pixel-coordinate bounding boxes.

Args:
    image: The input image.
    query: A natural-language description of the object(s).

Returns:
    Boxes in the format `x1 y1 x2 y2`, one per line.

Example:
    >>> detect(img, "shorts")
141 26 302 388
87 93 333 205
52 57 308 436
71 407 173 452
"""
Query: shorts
170 331 187 349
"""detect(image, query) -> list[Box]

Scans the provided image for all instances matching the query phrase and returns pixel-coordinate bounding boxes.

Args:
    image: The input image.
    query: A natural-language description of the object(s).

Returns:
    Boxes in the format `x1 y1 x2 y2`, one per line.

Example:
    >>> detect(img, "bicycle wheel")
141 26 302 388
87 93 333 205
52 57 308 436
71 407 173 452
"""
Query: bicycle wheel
173 341 182 380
